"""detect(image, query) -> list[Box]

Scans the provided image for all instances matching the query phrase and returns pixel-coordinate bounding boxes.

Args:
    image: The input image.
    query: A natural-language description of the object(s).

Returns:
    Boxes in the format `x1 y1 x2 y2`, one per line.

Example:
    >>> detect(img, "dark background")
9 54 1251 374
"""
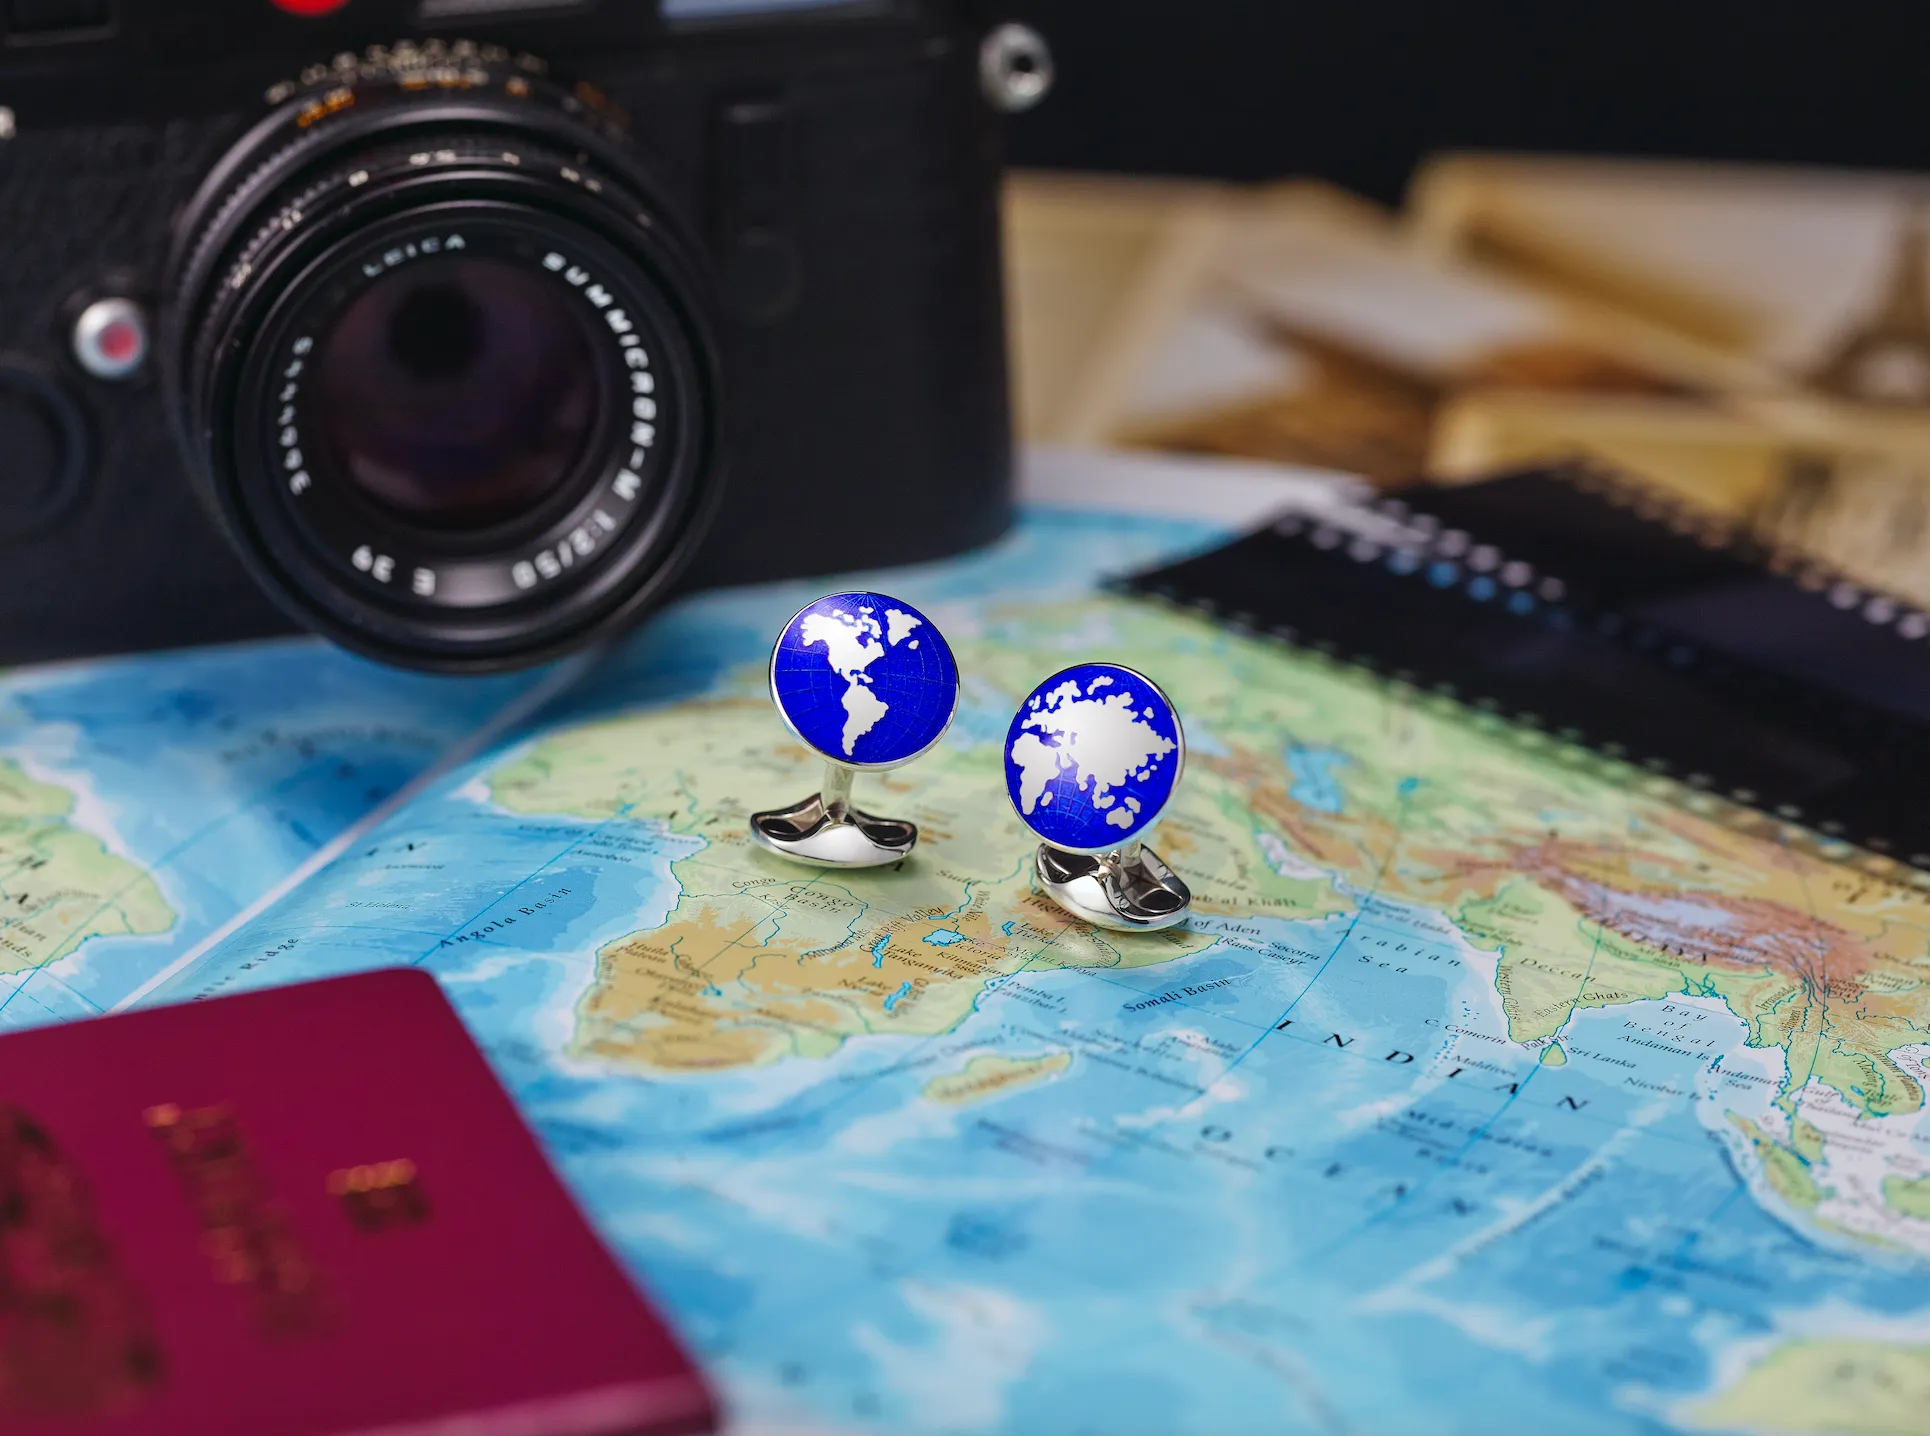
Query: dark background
1002 1 1930 204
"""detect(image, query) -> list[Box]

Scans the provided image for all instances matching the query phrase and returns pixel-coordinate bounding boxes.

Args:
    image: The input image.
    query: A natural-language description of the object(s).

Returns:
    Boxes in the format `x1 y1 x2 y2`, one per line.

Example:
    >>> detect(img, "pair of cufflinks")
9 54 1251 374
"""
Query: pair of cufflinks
748 592 1192 933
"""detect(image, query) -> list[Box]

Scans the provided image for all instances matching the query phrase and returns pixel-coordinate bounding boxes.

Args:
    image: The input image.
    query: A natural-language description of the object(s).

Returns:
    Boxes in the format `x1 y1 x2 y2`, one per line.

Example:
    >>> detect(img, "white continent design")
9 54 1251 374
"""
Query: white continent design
1010 675 1177 830
797 604 924 756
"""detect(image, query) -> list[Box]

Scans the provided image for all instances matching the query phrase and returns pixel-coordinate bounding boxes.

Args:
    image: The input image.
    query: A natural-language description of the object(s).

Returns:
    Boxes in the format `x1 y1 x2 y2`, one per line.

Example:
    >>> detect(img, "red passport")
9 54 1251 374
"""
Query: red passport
0 968 716 1436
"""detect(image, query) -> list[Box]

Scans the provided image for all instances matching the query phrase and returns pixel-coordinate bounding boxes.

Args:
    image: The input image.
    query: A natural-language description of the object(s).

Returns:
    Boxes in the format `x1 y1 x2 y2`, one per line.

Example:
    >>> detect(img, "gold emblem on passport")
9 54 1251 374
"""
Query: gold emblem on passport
327 1158 429 1231
145 1102 325 1336
0 1104 161 1418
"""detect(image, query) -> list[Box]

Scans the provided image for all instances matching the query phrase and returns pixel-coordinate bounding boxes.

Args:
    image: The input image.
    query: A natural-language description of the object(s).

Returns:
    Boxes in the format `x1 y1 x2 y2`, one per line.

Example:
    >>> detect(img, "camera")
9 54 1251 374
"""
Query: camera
0 0 1034 670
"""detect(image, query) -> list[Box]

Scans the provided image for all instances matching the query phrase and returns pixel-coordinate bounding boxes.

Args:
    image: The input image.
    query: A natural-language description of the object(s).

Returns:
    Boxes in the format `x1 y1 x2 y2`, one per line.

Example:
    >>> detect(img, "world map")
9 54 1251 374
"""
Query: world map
7 504 1930 1433
1006 663 1182 850
771 592 957 767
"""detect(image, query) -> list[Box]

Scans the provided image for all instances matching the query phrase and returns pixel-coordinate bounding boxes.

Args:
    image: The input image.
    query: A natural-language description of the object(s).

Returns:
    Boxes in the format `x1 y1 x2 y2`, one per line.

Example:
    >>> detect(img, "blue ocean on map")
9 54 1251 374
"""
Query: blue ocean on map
1286 744 1351 814
0 641 536 1028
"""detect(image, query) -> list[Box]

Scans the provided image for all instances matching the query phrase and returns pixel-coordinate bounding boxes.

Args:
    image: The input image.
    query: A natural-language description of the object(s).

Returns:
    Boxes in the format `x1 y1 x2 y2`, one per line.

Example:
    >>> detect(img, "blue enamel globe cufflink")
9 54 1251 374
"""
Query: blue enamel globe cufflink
1004 662 1193 931
751 591 959 867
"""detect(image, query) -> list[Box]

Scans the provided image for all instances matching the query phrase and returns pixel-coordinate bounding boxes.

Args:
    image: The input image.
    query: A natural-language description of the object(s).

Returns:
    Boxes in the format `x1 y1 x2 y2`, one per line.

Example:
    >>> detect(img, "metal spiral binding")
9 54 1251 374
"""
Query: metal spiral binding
1379 464 1930 641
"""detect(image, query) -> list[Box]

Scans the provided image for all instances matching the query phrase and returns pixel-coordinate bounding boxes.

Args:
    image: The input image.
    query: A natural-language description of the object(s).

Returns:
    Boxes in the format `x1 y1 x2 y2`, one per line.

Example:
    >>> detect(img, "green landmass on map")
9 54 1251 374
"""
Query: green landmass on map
1732 1115 1827 1210
924 1050 1072 1106
0 758 173 974
1690 1335 1930 1434
1883 1174 1930 1221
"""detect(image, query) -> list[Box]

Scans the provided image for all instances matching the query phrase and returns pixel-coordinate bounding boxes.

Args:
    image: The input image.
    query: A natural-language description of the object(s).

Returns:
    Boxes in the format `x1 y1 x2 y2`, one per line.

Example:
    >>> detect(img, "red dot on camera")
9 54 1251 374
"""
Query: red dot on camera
270 0 352 15
98 323 140 363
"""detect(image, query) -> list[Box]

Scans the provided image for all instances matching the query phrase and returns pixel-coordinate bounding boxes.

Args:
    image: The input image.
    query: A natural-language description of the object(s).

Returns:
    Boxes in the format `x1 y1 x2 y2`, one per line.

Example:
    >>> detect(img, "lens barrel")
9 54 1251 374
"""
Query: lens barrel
164 42 721 671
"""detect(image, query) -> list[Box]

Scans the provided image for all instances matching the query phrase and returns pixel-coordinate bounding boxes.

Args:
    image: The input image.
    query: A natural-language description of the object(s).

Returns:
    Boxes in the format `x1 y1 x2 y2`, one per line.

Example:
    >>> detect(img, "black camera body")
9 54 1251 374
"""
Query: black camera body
0 0 1018 669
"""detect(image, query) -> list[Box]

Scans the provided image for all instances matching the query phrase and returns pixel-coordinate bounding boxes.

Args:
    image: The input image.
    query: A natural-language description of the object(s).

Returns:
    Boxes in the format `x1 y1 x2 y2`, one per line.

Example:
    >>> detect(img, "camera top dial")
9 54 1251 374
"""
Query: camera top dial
164 41 723 672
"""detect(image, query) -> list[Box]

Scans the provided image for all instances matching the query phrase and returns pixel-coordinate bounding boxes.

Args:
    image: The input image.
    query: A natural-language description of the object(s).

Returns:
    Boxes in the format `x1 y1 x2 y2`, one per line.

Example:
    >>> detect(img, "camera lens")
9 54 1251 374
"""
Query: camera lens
313 255 598 531
164 44 722 672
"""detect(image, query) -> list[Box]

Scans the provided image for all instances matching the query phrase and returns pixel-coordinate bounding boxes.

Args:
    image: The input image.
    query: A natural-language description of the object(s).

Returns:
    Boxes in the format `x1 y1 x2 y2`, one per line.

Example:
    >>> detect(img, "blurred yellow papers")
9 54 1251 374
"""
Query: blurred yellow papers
1411 153 1930 601
1007 173 1702 479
